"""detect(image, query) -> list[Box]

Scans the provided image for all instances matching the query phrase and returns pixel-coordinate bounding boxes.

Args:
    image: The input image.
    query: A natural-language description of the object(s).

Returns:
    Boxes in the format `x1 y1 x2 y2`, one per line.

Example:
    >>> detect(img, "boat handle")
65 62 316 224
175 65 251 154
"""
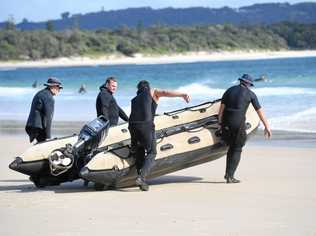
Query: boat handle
188 136 200 144
121 128 128 133
160 143 174 151
246 122 251 130
172 115 179 119
199 108 206 113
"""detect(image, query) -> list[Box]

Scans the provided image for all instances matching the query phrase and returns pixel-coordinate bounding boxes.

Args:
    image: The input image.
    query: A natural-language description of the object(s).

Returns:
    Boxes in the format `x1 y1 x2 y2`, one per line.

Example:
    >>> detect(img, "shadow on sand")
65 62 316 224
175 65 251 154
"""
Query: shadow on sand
0 175 226 193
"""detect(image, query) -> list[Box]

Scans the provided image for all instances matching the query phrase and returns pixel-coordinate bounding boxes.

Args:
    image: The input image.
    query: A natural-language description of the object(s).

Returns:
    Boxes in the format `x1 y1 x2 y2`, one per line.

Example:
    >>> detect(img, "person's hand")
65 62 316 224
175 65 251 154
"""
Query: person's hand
215 123 222 137
182 94 190 103
264 127 272 138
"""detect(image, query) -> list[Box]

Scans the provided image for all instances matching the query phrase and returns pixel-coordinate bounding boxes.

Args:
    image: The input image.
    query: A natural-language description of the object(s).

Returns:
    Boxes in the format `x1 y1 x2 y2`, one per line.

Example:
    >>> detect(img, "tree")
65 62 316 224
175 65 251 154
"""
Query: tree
61 12 70 19
137 21 144 35
5 15 16 30
46 21 54 31
116 41 138 57
72 16 80 30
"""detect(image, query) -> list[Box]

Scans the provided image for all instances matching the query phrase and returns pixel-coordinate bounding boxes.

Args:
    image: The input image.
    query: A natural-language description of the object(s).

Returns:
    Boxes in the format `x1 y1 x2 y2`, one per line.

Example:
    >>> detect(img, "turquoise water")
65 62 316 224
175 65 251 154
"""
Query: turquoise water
1 57 316 133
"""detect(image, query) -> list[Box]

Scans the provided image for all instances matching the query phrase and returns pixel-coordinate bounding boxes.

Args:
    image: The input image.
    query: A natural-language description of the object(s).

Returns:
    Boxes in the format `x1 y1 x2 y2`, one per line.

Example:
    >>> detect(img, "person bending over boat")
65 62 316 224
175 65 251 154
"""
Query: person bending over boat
25 77 63 143
96 77 129 126
129 80 190 191
218 74 272 184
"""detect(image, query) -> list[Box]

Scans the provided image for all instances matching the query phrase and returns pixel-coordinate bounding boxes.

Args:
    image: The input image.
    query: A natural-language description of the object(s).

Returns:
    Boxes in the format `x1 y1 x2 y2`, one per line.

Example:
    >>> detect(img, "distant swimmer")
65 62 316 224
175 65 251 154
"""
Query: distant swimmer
218 74 272 184
32 80 38 88
26 77 63 143
78 84 87 94
254 74 268 82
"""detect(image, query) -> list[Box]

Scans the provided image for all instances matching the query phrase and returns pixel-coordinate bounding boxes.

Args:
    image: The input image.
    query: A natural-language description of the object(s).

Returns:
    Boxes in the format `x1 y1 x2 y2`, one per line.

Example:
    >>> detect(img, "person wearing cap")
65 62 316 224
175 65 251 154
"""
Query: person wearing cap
96 76 129 126
218 74 272 183
25 77 63 143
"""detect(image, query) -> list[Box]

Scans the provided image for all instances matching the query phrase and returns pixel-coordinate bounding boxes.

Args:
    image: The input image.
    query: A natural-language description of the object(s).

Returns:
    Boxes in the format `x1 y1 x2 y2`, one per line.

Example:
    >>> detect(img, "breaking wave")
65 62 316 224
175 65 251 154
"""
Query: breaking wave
269 107 316 133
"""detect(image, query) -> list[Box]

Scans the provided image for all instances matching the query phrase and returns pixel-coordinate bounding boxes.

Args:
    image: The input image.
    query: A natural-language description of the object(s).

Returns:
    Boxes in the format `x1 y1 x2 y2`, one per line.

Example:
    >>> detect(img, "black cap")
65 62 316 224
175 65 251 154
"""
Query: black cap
44 77 63 89
238 74 254 86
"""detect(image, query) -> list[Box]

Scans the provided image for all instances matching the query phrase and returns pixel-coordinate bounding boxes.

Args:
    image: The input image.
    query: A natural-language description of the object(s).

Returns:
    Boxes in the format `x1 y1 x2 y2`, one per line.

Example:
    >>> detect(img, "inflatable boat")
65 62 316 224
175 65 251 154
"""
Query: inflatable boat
9 99 260 189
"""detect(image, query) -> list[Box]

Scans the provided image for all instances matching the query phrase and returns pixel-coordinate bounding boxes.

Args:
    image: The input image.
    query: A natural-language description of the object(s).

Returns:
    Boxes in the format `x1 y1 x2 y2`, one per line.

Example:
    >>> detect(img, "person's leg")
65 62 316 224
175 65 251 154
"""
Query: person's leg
129 126 145 176
225 146 233 179
134 145 150 191
136 128 156 191
140 130 157 179
25 127 40 143
36 129 47 143
226 127 246 183
135 146 145 175
223 125 235 180
227 146 242 180
128 126 138 155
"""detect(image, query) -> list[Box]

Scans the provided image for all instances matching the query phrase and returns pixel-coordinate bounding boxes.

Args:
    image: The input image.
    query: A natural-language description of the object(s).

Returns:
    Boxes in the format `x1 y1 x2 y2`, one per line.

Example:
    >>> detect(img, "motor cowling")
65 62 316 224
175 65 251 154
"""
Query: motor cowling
48 116 110 176
75 116 110 155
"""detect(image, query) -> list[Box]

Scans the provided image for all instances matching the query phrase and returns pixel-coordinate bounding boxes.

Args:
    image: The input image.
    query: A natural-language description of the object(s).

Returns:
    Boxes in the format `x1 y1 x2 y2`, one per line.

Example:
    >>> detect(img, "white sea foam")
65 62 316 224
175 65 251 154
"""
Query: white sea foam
0 67 17 71
0 86 98 101
0 87 36 97
254 87 316 96
58 93 97 101
269 107 316 133
1 85 315 100
175 84 316 99
176 83 225 97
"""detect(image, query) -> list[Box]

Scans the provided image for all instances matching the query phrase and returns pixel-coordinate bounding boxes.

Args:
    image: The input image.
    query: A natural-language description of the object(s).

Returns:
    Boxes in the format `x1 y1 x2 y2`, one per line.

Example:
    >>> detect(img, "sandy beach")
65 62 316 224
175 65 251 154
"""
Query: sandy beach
1 50 316 68
1 130 316 236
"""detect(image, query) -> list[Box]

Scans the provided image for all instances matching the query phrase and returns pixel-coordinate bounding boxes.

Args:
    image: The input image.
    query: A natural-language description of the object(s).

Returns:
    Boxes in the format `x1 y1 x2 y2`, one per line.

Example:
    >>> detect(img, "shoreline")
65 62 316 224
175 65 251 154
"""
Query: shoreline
1 50 316 68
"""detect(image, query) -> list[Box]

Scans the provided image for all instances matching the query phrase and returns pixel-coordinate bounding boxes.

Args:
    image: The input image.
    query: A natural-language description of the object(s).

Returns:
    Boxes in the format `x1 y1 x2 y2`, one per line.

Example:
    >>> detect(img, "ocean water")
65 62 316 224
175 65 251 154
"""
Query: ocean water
0 57 316 133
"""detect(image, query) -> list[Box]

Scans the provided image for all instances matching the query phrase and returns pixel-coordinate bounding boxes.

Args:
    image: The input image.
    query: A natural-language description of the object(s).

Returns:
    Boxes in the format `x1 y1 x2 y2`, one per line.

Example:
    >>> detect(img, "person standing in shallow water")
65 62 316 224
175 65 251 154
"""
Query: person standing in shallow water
25 77 63 143
78 84 87 94
129 80 190 191
96 77 129 126
218 74 272 183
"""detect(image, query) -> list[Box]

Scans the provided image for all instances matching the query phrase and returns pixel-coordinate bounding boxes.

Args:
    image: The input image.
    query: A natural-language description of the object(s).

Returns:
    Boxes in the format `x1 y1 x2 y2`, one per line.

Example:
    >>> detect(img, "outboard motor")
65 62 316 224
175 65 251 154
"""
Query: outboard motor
48 116 110 176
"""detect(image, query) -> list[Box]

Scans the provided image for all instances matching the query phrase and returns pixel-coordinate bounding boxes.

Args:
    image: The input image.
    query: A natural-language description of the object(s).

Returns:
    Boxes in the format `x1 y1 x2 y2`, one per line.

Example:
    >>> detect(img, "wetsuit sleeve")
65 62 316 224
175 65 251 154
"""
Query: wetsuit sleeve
250 91 261 111
35 97 43 111
118 106 129 122
221 90 228 105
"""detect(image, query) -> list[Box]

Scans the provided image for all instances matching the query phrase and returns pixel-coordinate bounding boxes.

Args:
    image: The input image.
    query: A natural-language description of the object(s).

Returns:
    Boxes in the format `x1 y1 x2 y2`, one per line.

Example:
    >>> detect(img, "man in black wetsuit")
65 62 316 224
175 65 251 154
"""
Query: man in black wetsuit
96 77 129 126
129 80 190 191
218 74 272 183
25 77 63 143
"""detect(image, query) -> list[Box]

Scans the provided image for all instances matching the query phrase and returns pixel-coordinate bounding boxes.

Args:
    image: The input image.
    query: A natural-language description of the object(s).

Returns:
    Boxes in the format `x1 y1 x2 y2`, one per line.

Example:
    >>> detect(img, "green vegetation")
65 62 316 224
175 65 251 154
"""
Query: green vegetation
0 22 315 61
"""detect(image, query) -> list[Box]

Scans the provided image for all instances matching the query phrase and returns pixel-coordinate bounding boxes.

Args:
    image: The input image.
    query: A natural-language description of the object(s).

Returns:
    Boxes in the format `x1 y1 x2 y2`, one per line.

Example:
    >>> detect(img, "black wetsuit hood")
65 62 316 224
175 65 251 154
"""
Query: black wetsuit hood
137 85 150 95
99 84 112 94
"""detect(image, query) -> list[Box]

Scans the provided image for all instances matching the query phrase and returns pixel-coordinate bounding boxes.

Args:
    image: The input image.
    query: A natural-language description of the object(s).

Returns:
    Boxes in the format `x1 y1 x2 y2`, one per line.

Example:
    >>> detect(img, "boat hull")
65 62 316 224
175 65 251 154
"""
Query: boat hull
80 142 227 188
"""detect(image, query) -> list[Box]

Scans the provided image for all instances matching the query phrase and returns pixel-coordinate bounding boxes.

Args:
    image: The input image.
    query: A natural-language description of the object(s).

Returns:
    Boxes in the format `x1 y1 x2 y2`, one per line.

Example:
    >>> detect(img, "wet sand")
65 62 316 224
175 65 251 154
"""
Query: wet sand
0 133 316 236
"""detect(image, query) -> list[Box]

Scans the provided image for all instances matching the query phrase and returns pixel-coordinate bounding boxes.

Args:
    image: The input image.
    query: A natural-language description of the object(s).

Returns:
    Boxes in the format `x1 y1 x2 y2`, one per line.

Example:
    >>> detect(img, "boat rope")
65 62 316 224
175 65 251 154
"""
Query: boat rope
163 99 221 116
107 115 219 159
